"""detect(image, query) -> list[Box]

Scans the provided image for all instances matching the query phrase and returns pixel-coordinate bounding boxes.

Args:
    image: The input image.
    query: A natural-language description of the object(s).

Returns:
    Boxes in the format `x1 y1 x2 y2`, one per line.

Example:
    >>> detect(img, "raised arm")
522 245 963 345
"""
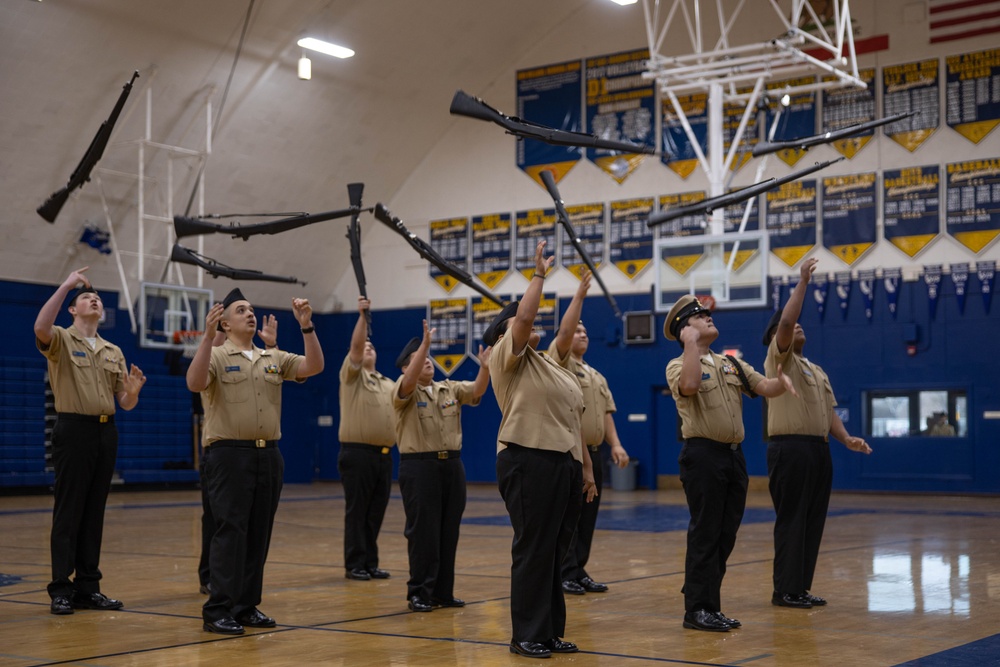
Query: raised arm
186 303 224 392
471 344 492 398
116 364 146 410
257 314 278 349
774 257 817 352
675 326 705 396
830 411 872 454
754 363 798 399
35 267 90 346
398 320 433 399
552 270 591 359
292 297 324 379
348 296 370 366
510 240 553 355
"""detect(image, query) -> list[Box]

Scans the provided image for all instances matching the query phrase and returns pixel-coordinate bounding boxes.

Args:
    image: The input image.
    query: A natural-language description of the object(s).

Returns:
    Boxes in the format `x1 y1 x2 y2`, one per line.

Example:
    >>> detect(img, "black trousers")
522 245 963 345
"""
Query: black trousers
48 416 118 599
338 443 393 572
767 437 833 594
561 445 603 582
497 444 582 643
397 456 466 601
198 446 213 588
678 439 747 612
203 446 283 622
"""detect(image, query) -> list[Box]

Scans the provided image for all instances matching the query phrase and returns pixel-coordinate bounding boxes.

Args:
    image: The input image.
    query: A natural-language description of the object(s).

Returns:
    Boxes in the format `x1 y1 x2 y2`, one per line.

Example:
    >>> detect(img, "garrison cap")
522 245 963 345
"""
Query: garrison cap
482 301 519 348
219 288 250 331
664 295 711 341
762 307 784 346
395 337 421 369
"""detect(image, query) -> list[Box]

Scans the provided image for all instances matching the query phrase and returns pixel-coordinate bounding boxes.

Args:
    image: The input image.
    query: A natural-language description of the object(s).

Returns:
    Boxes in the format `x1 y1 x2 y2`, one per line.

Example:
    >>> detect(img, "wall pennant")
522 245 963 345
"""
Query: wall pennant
950 262 970 314
883 267 901 319
813 273 829 319
835 272 852 321
858 269 876 321
978 260 995 313
924 264 943 320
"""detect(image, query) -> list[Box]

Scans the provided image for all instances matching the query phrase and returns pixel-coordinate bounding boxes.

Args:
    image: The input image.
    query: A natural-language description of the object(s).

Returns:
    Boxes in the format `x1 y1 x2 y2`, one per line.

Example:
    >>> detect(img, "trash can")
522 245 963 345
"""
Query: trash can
609 459 638 491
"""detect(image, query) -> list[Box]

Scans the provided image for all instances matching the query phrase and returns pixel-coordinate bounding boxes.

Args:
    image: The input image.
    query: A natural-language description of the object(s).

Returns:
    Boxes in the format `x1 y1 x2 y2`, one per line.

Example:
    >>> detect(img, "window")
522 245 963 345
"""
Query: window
866 389 967 438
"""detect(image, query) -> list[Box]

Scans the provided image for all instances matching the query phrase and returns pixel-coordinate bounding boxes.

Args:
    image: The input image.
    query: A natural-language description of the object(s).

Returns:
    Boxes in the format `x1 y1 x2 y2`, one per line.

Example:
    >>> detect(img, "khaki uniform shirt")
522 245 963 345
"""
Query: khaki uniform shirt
490 332 584 461
392 377 480 454
546 342 616 446
202 340 303 444
764 339 836 438
666 351 764 444
37 325 126 415
338 355 396 446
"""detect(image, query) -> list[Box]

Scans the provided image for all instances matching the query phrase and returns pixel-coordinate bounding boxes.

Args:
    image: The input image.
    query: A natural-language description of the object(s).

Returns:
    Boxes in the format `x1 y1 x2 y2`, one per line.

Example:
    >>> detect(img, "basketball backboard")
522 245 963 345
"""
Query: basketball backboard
139 282 214 349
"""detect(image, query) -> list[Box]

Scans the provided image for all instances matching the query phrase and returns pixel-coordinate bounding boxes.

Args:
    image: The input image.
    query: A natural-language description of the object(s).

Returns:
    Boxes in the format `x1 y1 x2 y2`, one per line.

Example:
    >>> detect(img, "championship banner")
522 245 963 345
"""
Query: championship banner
724 85 759 172
428 298 469 376
559 202 606 279
883 267 901 318
723 193 761 270
858 269 876 321
585 48 655 183
765 76 817 167
813 272 829 319
609 197 654 280
661 91 708 179
977 260 995 313
517 59 583 186
924 264 943 319
950 262 969 314
472 212 512 289
428 217 469 292
835 271 852 320
946 158 1000 253
882 59 940 152
822 172 877 266
821 68 876 159
514 208 558 280
945 48 1000 145
883 165 941 258
657 191 707 276
766 179 818 267
469 296 505 356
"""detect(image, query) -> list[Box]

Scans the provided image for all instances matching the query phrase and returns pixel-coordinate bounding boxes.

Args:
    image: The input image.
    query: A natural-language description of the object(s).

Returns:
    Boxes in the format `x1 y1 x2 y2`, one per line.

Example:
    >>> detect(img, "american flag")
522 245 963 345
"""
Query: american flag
929 0 1000 44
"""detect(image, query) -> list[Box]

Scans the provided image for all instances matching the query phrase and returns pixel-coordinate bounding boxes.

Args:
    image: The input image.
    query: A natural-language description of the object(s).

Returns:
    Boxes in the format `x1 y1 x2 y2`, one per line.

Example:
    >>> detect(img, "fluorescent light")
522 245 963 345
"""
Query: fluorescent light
609 0 638 5
297 37 354 59
298 56 312 80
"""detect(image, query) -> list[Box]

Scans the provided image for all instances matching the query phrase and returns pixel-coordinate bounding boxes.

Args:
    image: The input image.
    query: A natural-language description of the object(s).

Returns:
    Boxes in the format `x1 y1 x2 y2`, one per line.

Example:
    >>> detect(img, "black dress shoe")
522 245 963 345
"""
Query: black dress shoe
203 617 245 635
561 579 585 595
803 592 827 606
236 608 276 628
345 568 371 580
578 576 608 593
408 595 433 612
713 611 741 628
432 597 465 607
71 592 123 610
772 592 813 608
367 568 391 579
683 610 730 632
509 640 551 658
50 596 73 615
544 638 578 653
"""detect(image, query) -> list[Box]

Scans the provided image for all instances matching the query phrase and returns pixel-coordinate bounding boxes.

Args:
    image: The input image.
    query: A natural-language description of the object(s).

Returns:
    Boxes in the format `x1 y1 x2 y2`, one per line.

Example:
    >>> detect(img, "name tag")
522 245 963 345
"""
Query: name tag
72 351 87 357
802 368 814 377
416 401 428 408
701 372 710 380
225 365 241 372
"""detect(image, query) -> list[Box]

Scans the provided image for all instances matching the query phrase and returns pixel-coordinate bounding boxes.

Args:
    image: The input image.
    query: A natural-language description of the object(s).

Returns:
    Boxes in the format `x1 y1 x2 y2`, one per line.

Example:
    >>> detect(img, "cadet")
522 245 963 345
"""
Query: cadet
664 295 795 632
762 258 871 609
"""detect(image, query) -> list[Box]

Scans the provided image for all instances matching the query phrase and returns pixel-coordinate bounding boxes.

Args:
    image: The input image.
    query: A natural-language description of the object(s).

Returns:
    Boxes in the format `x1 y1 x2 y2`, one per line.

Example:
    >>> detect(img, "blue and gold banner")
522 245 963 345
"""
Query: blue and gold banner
469 296 505 355
822 68 876 159
517 59 583 186
766 179 818 267
978 260 995 313
766 76 817 167
661 91 708 179
585 48 655 183
472 212 512 289
514 208 558 280
428 217 469 292
428 298 468 376
883 58 940 152
884 267 902 319
559 202 606 280
950 262 969 314
609 197 654 280
835 272 852 321
822 172 877 266
945 48 1000 145
858 269 876 321
883 165 940 258
657 191 706 276
946 158 1000 253
924 264 943 319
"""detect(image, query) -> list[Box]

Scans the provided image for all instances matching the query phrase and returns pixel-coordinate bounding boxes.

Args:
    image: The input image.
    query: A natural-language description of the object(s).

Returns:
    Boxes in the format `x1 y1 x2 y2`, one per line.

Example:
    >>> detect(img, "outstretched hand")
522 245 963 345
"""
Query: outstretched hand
258 314 277 347
776 363 798 398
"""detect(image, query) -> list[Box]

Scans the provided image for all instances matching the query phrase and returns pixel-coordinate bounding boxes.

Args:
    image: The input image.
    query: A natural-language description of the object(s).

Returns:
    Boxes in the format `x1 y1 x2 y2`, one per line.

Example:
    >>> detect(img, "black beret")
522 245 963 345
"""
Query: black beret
68 286 98 307
663 295 710 341
482 300 519 348
395 337 421 369
762 307 784 346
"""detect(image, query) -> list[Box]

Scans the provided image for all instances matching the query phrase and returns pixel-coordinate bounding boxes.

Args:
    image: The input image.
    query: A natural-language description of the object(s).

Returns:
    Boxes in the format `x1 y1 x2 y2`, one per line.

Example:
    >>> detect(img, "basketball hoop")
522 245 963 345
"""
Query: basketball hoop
173 330 203 359
696 295 717 312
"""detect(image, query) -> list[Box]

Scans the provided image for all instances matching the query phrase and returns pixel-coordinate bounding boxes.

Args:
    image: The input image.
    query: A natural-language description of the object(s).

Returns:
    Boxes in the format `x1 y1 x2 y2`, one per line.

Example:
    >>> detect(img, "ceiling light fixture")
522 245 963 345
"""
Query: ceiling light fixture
297 37 355 59
608 0 638 5
298 54 312 80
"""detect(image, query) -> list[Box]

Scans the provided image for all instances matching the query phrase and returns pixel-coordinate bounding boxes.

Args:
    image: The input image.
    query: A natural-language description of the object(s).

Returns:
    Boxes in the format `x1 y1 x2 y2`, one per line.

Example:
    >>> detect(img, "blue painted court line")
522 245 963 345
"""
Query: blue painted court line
893 632 1000 666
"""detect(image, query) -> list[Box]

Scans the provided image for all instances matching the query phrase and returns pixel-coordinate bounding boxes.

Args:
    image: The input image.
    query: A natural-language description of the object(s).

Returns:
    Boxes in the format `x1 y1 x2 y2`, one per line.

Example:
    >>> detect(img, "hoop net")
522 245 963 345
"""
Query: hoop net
173 330 203 359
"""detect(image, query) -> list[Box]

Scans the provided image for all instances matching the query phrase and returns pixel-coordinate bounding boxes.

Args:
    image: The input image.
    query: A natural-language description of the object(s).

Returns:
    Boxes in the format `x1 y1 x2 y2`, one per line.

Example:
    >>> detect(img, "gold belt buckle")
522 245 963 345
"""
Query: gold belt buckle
255 439 266 448
99 415 109 423
437 451 448 460
381 447 390 455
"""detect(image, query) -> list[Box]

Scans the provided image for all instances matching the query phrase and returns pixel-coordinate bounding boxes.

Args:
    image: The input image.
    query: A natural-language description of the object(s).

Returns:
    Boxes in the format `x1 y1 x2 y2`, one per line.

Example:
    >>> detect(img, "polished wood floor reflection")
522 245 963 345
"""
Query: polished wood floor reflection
1 484 998 666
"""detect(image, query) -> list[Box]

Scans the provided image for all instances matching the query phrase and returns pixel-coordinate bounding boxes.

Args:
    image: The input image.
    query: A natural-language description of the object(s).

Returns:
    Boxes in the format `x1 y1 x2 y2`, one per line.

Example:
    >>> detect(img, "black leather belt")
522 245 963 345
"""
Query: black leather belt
58 412 114 424
341 442 392 455
399 450 460 461
587 445 601 453
686 437 740 451
209 439 278 449
769 434 828 445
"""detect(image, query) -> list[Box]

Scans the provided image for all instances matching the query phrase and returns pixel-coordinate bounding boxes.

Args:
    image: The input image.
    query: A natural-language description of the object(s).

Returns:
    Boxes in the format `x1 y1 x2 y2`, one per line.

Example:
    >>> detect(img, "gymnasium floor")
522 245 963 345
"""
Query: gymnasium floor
1 483 998 666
